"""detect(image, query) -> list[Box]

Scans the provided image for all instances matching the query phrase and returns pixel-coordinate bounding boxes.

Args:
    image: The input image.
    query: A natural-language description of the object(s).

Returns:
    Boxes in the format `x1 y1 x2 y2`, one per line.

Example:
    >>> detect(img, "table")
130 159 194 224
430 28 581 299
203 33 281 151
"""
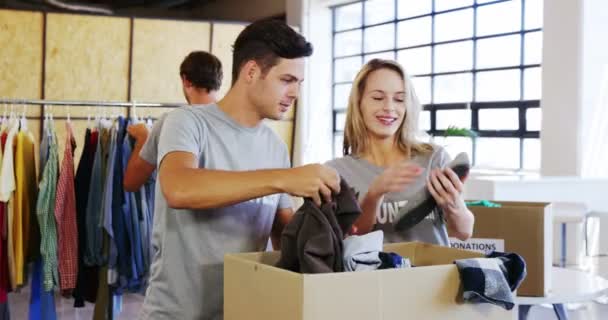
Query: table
553 202 588 267
516 267 608 320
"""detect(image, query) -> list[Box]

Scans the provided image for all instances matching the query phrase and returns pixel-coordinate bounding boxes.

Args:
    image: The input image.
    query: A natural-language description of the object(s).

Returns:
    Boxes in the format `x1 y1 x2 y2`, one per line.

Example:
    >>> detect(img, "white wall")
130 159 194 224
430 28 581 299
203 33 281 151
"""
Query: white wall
580 0 608 178
290 0 338 166
540 0 584 176
542 0 608 177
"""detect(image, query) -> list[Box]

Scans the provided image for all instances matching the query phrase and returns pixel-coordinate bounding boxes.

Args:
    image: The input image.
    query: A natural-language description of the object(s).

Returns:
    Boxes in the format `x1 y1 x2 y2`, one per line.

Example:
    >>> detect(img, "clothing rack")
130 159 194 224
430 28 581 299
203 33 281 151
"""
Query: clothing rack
0 98 181 108
0 98 181 141
0 97 163 319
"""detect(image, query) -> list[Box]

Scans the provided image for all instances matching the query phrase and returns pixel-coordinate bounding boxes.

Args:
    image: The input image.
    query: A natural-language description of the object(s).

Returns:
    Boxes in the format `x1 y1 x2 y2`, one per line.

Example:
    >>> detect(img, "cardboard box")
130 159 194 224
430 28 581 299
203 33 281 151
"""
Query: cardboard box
225 242 515 320
457 201 553 297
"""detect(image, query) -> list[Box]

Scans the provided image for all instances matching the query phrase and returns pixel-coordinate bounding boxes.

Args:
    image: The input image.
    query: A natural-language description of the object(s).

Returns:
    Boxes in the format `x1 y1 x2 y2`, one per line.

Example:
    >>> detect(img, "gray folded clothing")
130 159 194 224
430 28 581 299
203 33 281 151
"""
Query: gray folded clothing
343 231 384 272
394 152 471 231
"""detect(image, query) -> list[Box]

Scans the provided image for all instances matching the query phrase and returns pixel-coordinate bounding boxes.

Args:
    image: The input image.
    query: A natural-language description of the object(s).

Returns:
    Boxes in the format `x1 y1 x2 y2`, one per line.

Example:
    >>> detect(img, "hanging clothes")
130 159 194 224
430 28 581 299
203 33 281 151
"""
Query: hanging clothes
138 176 153 286
0 122 9 318
36 123 59 291
85 126 110 267
92 122 115 320
29 258 57 320
73 128 99 307
29 118 57 320
0 121 18 289
111 118 130 293
121 124 144 292
0 107 162 320
102 123 118 287
54 121 78 292
15 128 39 283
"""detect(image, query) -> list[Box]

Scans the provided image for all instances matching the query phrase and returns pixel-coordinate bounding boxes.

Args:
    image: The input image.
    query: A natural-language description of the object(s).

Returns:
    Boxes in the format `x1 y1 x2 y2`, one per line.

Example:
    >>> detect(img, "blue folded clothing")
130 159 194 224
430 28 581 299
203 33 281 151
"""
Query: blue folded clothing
378 252 411 269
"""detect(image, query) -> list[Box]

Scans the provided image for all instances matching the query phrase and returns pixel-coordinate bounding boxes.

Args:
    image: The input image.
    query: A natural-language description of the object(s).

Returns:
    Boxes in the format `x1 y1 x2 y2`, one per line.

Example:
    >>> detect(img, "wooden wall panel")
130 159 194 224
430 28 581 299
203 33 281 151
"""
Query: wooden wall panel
0 10 43 99
45 14 130 101
131 19 210 103
211 23 245 99
264 120 294 156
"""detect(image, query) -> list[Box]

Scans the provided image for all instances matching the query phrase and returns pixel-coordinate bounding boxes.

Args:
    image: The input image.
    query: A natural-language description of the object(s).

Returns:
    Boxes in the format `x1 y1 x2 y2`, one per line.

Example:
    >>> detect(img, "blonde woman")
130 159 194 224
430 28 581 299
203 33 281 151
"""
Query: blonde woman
327 59 474 245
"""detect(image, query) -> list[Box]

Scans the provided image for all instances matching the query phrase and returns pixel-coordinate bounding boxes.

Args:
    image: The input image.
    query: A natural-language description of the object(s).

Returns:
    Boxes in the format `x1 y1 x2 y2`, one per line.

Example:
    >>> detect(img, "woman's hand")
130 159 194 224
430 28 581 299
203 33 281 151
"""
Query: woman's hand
427 167 473 240
368 162 423 199
427 168 466 215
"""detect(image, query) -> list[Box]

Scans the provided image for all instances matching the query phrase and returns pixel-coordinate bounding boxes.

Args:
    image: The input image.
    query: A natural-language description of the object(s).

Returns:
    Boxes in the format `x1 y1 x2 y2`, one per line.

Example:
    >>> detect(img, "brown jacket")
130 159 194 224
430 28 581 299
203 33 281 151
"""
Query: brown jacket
276 179 361 273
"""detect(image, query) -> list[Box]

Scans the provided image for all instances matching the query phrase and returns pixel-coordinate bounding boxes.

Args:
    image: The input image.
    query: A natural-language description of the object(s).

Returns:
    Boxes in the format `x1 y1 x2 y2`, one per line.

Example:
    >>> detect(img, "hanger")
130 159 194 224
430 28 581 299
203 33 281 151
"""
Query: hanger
1 103 5 124
20 101 27 131
131 100 139 124
86 106 91 128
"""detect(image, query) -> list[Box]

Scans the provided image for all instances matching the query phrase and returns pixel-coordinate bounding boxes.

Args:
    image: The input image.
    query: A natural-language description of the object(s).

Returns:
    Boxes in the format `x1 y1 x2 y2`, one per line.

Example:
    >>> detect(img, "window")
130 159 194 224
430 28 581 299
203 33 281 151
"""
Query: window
332 0 543 170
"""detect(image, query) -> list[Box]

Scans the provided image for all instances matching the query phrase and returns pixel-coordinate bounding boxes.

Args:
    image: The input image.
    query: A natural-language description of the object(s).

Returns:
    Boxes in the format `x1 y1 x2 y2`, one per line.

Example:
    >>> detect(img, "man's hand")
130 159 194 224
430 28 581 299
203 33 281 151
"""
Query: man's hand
127 123 150 145
281 164 340 206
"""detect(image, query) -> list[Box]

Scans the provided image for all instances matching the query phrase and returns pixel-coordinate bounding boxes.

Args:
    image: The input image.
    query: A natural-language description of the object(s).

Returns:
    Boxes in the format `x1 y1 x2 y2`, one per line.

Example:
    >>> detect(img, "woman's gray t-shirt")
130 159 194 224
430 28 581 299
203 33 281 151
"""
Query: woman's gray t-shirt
326 145 451 246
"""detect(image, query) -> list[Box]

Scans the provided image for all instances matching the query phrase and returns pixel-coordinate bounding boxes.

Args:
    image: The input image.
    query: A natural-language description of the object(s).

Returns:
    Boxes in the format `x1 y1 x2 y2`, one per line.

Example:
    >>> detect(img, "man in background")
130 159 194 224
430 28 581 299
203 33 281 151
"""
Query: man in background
123 51 223 191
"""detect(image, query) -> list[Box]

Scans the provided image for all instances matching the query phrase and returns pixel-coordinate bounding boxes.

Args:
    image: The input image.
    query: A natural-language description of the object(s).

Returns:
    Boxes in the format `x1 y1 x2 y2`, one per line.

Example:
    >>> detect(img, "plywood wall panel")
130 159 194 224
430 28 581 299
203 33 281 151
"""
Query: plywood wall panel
131 19 210 103
211 23 245 99
45 14 130 101
264 120 294 156
0 10 43 99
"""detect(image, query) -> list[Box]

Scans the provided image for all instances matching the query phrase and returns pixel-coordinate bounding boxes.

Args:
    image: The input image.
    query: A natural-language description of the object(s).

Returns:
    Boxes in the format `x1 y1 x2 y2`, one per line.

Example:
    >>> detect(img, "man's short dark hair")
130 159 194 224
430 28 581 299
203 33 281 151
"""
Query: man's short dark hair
232 18 313 85
180 51 223 92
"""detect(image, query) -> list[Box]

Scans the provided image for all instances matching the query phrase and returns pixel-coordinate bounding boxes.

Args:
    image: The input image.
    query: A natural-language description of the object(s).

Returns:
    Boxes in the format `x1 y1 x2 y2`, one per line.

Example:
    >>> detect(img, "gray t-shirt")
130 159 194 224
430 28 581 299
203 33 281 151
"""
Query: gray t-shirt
138 112 167 165
326 145 451 246
140 105 292 320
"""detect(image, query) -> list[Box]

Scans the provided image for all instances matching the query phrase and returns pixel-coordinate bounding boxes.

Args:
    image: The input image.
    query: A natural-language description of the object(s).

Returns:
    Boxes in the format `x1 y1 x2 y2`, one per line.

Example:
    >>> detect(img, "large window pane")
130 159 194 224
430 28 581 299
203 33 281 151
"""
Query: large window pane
335 56 362 82
365 0 395 25
435 9 474 42
524 67 541 100
334 134 344 158
335 2 362 31
436 109 471 129
478 108 519 130
364 51 396 63
334 29 362 57
398 0 432 18
524 31 543 65
476 35 521 69
477 0 521 36
397 17 432 47
419 110 431 131
411 76 431 104
435 0 473 12
433 136 473 161
475 70 520 101
526 108 541 131
434 73 473 103
335 111 347 132
435 40 473 73
364 23 395 53
398 47 431 76
418 132 433 143
475 138 520 169
333 83 352 110
525 0 543 30
523 138 541 170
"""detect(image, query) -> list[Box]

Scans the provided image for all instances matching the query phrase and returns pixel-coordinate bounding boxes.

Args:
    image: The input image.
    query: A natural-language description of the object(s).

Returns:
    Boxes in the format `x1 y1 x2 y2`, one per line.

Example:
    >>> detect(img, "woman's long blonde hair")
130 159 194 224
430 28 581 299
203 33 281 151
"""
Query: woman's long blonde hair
343 58 432 157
